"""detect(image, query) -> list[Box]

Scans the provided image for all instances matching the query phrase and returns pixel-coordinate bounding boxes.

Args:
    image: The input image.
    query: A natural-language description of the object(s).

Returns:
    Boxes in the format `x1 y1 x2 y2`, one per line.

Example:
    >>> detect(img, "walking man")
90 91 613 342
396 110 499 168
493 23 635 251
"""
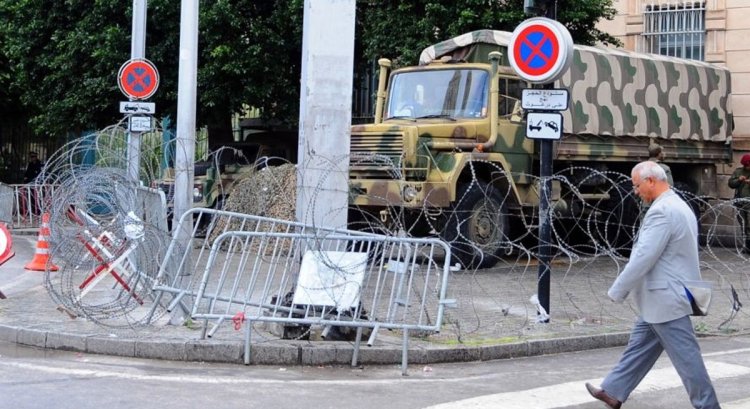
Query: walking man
585 161 720 409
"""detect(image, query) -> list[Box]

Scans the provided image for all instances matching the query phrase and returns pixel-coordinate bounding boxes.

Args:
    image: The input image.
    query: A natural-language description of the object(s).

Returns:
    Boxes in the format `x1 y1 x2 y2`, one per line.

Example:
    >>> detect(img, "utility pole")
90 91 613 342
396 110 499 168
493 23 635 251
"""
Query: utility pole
173 0 199 241
127 0 147 184
295 0 356 230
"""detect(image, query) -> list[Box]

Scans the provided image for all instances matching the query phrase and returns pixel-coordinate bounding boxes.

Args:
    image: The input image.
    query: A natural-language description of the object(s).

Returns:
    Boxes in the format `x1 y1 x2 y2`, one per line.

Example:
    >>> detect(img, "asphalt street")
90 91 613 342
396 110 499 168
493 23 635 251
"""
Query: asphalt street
1 336 750 409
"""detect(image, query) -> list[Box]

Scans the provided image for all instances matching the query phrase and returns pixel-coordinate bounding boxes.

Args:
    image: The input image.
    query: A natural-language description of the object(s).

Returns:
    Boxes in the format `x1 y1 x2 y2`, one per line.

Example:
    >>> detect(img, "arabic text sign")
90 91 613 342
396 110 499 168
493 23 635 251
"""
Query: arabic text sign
521 88 569 111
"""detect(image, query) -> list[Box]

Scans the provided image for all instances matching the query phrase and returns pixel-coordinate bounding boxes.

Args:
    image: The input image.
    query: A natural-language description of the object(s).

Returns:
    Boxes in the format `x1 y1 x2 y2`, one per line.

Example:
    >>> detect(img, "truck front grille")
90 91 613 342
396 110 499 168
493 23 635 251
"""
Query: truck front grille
350 132 404 179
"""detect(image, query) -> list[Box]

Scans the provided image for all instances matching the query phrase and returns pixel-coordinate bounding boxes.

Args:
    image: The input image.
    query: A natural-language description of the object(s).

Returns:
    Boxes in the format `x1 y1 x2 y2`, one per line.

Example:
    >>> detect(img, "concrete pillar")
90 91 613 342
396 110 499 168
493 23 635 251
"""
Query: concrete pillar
296 0 356 230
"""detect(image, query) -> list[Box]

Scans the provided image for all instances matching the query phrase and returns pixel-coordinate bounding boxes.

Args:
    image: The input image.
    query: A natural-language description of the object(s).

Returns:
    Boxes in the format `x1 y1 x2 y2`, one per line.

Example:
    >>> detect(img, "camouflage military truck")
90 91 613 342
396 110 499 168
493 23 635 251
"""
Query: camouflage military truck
348 29 733 268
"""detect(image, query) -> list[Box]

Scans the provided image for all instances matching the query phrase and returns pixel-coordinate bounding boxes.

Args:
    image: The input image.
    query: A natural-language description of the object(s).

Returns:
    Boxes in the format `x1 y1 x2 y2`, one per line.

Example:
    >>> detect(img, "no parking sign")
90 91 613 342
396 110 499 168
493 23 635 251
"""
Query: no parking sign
0 222 14 266
118 58 160 100
508 18 573 84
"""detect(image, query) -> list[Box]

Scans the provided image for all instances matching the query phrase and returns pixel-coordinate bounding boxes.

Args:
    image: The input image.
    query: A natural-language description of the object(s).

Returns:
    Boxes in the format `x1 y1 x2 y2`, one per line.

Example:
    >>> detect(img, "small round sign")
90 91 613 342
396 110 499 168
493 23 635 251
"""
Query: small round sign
0 222 13 265
118 59 160 100
508 18 574 84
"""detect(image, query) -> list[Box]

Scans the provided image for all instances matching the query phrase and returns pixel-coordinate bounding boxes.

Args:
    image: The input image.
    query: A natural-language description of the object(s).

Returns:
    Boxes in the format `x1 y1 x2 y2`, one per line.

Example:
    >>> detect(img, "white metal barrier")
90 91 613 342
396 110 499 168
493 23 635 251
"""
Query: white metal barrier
151 208 453 374
135 185 168 233
0 183 58 228
0 183 12 224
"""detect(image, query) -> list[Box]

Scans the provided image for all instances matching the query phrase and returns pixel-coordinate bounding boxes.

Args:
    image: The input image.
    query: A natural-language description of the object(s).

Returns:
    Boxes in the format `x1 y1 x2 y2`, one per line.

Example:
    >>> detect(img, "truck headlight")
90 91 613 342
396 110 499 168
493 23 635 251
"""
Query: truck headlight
192 187 203 201
403 185 418 202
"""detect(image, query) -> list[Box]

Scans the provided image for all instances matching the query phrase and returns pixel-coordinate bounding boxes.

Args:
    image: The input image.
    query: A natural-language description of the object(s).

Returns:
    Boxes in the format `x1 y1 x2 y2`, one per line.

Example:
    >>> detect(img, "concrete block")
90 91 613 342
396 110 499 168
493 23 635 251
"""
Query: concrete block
357 346 403 365
528 335 604 356
185 339 243 363
479 342 529 361
87 336 136 358
17 328 46 347
136 339 186 361
300 344 343 365
425 346 481 364
605 332 630 347
46 332 86 352
0 325 18 342
249 343 300 365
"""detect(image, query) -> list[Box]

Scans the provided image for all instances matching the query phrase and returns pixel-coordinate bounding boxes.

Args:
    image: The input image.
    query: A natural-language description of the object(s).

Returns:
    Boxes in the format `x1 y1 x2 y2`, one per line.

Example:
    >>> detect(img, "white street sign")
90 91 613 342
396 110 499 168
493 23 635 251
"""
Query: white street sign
120 101 155 114
129 116 152 132
526 112 563 140
522 89 569 111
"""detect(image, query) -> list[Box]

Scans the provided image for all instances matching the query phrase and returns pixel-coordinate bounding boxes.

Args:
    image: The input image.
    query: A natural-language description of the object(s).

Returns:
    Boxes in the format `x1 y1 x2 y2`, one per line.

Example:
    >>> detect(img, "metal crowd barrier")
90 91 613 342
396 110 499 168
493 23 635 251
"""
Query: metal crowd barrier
0 183 164 231
0 183 57 228
0 183 12 224
134 185 168 233
151 208 453 374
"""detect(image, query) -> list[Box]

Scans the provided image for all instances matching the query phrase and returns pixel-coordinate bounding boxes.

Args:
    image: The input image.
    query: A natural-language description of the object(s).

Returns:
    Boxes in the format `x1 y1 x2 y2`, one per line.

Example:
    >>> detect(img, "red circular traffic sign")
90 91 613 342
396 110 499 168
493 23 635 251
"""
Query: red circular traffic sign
118 59 160 100
508 18 573 84
0 222 13 265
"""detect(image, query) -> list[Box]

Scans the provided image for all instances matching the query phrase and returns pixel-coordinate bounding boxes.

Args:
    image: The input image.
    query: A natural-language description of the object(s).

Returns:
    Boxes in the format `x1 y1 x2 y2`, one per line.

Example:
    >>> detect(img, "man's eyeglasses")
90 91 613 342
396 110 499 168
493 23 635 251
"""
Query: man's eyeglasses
632 177 652 191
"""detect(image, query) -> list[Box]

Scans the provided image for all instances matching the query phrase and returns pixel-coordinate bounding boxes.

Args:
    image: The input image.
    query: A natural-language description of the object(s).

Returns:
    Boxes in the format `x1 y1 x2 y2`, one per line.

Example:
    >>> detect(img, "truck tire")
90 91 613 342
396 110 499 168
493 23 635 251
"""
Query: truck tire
441 181 508 269
674 182 705 246
592 179 640 256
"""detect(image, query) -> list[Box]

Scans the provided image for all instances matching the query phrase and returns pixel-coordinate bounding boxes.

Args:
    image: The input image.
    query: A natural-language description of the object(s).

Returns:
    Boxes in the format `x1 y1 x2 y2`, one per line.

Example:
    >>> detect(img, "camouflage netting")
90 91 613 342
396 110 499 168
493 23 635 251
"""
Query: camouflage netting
209 163 297 250
419 29 732 142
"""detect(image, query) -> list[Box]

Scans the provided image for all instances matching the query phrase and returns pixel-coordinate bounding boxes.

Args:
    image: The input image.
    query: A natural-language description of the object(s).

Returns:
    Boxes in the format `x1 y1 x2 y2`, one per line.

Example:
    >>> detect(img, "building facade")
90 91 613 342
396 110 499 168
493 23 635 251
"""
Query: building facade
598 0 750 176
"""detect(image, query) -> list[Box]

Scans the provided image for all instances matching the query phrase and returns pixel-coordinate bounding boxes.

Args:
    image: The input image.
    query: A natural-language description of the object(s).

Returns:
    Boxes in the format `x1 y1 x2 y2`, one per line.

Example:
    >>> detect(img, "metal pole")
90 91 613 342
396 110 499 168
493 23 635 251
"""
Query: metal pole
537 138 552 323
173 0 199 240
295 0 356 230
127 0 147 184
535 0 555 323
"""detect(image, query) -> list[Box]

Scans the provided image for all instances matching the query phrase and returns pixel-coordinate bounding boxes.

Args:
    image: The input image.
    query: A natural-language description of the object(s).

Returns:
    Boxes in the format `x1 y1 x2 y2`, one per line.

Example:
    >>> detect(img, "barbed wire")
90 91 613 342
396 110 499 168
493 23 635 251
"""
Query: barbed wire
30 127 750 343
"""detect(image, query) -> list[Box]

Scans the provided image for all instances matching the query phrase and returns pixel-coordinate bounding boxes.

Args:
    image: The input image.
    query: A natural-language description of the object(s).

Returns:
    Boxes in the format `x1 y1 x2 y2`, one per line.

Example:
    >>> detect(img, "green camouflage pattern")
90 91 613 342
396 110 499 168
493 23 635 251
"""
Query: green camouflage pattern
420 29 732 142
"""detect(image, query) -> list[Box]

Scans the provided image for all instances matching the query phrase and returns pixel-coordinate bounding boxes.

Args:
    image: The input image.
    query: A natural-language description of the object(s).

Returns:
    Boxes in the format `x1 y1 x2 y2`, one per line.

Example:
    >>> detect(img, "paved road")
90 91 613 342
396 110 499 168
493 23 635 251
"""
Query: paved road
2 336 749 408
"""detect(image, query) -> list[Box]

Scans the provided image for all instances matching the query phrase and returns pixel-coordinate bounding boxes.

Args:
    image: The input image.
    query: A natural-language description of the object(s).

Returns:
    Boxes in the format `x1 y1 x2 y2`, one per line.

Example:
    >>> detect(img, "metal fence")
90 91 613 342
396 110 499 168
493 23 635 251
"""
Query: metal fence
150 208 453 373
0 183 12 224
0 183 164 231
0 183 57 228
191 230 452 373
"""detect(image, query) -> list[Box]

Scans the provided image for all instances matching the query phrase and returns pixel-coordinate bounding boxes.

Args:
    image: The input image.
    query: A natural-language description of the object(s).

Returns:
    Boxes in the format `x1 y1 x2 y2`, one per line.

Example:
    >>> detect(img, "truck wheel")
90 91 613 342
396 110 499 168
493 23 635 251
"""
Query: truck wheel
592 179 640 255
441 181 508 269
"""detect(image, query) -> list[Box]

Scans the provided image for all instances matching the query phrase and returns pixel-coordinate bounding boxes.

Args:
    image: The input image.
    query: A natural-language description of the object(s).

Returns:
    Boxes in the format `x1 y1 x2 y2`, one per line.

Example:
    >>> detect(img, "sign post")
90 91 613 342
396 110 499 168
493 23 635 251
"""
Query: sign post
508 17 572 323
118 58 160 142
123 0 149 184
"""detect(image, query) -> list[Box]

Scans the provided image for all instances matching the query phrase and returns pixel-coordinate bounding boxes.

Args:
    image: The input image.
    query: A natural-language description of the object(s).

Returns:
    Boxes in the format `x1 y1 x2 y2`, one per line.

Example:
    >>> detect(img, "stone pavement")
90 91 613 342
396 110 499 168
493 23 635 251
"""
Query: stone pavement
1 230 747 368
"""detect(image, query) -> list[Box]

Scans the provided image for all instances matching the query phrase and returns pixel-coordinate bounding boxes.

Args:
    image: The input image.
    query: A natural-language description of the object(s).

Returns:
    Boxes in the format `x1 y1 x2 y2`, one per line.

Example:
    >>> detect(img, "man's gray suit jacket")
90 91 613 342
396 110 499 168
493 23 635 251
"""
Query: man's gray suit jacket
607 189 707 324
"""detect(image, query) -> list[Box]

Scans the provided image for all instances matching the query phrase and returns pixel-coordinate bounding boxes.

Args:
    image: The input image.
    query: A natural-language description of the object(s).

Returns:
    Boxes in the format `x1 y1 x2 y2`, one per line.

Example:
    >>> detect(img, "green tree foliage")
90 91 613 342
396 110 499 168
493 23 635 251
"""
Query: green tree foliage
0 0 304 139
357 0 620 68
0 0 617 138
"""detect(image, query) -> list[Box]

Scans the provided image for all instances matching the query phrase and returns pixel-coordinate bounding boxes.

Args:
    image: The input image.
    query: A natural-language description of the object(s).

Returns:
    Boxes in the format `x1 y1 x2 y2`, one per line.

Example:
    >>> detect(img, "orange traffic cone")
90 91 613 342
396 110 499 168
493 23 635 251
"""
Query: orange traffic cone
24 213 59 272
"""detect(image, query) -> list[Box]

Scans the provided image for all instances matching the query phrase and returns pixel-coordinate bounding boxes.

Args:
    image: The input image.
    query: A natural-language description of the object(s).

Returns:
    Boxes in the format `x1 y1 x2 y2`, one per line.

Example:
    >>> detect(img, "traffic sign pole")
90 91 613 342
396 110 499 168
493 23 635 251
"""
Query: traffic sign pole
509 7 572 324
537 5 560 324
128 0 148 184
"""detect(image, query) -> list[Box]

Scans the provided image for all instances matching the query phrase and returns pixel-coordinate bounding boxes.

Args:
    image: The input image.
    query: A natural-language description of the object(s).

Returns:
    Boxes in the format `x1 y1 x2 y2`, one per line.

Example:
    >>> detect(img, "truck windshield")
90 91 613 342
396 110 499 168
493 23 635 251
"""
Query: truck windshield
386 69 489 119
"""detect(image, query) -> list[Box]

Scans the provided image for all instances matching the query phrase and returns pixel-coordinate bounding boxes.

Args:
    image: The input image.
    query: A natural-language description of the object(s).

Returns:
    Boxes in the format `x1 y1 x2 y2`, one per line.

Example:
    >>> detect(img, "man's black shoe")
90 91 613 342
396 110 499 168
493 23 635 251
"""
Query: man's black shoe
585 383 622 409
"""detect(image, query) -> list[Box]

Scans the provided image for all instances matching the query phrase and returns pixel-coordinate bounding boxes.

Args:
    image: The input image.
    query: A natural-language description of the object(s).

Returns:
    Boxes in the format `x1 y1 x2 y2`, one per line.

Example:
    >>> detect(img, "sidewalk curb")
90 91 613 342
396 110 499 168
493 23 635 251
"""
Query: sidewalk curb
0 323 632 366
